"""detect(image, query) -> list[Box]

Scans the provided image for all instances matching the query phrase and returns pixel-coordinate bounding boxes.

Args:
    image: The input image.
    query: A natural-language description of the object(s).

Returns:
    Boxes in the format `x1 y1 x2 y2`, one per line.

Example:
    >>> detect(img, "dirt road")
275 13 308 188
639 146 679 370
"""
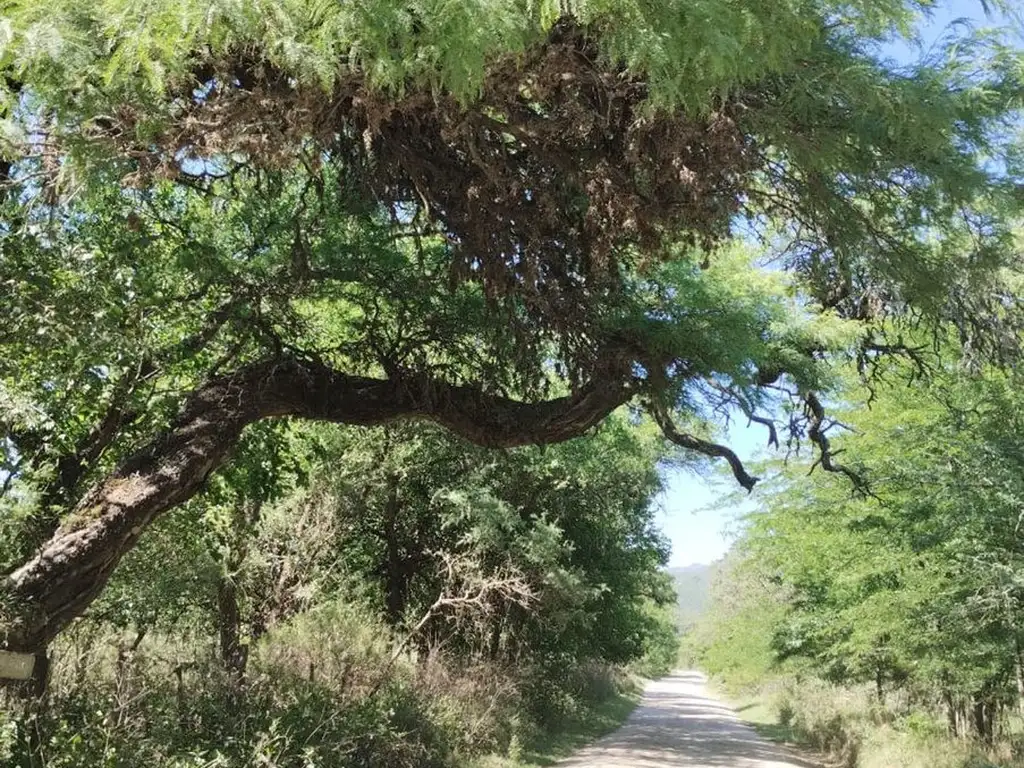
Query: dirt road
558 670 819 768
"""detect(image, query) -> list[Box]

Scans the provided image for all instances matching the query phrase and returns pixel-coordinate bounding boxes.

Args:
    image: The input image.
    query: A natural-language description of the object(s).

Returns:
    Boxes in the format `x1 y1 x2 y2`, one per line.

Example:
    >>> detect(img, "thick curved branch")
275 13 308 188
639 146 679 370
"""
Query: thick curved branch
2 355 636 652
651 404 759 492
257 358 636 447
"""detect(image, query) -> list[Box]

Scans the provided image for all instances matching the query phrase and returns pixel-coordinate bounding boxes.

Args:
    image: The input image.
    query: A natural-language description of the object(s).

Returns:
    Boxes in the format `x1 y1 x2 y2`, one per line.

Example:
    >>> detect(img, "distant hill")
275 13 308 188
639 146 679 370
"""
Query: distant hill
667 564 715 630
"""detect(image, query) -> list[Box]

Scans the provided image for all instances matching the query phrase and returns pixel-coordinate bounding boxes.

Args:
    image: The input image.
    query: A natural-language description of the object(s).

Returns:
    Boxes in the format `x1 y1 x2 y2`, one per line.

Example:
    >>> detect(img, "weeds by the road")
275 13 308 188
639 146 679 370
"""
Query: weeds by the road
468 675 642 767
724 678 1017 768
0 613 650 768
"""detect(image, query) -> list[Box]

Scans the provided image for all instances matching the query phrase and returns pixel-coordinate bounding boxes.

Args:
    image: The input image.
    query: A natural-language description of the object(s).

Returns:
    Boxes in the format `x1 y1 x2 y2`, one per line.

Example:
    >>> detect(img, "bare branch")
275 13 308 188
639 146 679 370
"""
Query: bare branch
369 553 532 696
804 391 873 496
651 403 759 491
705 379 779 448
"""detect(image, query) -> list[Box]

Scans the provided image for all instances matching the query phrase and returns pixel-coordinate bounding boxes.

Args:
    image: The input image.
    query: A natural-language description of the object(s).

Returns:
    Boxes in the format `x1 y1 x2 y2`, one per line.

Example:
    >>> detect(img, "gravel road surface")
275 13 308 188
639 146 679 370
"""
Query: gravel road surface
558 670 819 768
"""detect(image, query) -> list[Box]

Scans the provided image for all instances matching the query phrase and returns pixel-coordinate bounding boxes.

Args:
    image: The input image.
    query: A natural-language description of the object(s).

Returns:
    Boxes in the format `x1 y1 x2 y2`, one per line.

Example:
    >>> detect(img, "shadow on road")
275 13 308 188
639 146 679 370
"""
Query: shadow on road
558 671 821 768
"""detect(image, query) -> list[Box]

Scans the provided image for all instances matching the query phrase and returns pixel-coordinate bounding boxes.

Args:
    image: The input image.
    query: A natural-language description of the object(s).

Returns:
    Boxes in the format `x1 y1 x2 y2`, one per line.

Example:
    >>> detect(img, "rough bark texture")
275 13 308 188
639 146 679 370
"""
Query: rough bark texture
2 356 635 652
217 576 247 681
381 474 410 625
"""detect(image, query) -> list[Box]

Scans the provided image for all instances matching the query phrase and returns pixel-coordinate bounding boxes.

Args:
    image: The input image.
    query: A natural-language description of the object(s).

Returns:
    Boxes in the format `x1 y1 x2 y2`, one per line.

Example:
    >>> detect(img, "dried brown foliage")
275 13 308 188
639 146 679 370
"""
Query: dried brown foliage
99 21 758 328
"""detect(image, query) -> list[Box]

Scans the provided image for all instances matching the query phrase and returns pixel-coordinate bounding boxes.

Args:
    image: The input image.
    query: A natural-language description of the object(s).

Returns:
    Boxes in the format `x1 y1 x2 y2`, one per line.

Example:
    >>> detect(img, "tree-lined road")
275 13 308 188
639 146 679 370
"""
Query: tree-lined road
560 671 818 768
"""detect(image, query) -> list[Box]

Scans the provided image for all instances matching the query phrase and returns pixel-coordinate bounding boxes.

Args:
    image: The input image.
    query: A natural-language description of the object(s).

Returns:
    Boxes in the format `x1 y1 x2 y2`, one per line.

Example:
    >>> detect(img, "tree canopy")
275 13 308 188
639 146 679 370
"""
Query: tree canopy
0 0 1022 654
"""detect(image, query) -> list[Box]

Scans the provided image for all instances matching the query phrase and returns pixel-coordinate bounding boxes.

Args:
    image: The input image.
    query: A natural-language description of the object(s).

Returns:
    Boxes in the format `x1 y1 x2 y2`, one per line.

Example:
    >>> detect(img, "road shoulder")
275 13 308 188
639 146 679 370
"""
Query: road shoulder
721 685 832 767
467 679 643 768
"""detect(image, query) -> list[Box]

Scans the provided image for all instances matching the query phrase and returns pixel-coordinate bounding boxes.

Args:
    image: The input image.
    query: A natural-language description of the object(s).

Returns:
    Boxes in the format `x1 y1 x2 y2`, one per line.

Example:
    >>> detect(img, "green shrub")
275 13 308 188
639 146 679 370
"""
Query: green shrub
1 602 648 768
901 711 947 741
724 675 1022 768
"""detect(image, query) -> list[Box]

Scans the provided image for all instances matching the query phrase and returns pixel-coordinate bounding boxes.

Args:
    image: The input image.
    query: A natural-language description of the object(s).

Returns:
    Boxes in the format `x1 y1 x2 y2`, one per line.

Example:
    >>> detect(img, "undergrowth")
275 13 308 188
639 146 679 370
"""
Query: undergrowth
724 677 1021 768
0 602 653 768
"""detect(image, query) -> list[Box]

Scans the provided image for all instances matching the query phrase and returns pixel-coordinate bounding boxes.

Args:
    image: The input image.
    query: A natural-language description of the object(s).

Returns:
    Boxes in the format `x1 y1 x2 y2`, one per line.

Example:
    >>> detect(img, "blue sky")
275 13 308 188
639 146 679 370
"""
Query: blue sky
657 422 765 567
657 0 1022 568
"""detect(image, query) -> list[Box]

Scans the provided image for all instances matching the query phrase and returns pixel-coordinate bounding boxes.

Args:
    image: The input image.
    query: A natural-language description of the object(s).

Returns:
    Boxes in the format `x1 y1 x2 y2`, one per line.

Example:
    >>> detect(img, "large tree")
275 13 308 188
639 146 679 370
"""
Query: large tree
0 0 1021 656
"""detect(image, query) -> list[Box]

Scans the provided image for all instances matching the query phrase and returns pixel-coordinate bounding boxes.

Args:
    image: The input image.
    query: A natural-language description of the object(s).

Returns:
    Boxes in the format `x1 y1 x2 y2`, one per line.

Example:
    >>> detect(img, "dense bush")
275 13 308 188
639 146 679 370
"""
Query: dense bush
1 417 678 767
750 679 1009 768
687 362 1024 767
1 597 668 768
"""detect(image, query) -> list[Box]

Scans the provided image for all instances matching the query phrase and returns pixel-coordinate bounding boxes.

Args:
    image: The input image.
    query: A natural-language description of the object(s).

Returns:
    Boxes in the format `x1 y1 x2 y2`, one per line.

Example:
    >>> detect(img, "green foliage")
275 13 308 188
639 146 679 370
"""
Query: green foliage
0 0 957 106
237 414 678 671
738 364 1024 705
0 601 649 768
1 0 1018 403
690 355 1024 762
685 551 791 688
1 407 677 766
2 1 1021 577
2 1 1023 765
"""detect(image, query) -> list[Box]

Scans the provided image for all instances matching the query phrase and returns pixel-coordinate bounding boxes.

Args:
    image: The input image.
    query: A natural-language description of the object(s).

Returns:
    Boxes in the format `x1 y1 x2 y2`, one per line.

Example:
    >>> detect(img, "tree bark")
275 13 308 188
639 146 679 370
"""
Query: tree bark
2 355 635 652
943 689 958 738
217 577 247 680
216 501 256 691
972 697 992 744
1014 636 1024 714
217 572 248 714
381 472 412 625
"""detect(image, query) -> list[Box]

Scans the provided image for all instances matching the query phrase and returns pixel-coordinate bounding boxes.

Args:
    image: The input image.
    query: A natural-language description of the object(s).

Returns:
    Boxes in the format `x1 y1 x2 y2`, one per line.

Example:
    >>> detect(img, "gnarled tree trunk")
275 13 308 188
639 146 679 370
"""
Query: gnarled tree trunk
2 354 635 653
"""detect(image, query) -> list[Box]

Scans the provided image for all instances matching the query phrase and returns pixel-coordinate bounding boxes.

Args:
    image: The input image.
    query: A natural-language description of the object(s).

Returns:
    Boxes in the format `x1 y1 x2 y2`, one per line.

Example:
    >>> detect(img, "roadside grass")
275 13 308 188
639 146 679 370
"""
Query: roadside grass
715 679 1019 768
727 689 828 762
733 696 808 747
469 682 643 768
